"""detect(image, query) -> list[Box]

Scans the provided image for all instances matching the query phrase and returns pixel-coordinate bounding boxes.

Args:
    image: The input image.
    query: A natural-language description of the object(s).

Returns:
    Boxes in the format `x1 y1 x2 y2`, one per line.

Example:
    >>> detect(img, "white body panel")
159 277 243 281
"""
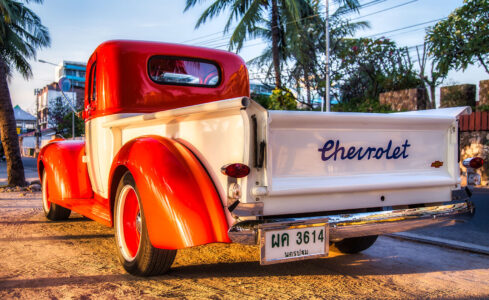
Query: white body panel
258 110 462 215
86 99 251 210
85 98 467 219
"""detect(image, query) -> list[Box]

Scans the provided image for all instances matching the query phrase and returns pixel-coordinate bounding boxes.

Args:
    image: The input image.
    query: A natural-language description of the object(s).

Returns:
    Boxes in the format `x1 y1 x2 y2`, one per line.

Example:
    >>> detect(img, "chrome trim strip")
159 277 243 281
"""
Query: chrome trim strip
228 201 473 245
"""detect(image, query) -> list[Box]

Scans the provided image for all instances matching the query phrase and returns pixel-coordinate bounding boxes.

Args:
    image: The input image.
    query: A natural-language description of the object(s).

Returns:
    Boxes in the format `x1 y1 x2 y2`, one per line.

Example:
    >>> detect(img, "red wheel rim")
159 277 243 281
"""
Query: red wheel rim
117 185 141 261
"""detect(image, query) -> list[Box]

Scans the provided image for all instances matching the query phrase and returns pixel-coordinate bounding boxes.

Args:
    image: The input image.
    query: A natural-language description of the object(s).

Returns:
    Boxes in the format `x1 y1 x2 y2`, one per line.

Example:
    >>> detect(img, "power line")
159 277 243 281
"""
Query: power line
385 26 426 38
350 0 418 21
183 0 389 47
180 30 226 44
365 17 445 38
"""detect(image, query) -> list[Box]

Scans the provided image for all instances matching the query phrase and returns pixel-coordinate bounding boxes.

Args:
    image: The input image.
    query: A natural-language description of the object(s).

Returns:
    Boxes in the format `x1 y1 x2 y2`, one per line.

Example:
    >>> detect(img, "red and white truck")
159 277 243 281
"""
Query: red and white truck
38 40 475 276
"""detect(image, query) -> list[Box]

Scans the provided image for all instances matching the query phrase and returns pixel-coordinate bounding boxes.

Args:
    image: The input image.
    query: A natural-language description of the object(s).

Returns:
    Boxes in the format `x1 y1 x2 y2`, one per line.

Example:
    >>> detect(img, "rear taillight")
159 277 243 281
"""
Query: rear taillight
221 163 250 178
463 157 484 169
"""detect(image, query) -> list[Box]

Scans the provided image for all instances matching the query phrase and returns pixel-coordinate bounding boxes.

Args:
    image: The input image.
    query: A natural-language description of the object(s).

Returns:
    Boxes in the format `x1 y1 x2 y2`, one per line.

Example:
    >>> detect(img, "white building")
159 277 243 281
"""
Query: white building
35 82 79 130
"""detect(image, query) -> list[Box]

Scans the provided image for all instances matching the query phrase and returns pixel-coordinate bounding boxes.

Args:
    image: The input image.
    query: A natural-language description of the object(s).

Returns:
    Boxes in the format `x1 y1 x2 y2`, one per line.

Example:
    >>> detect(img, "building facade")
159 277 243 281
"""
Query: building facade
35 82 81 130
13 105 36 134
55 60 86 88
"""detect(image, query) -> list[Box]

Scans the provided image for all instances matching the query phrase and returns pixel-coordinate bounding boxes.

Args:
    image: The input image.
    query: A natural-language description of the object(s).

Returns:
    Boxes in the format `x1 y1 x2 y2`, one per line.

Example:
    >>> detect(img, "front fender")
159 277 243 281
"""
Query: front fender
37 140 93 204
109 136 231 249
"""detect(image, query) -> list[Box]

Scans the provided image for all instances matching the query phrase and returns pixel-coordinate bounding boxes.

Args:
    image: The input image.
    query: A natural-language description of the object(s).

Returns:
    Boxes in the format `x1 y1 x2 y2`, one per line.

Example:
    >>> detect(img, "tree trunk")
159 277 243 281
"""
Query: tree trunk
477 53 489 74
429 84 436 109
0 61 26 186
270 0 282 92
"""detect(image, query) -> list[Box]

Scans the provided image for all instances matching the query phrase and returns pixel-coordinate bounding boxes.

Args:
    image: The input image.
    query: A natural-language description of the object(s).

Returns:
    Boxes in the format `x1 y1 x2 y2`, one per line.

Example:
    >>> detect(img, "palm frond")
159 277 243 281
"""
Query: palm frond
228 0 263 51
194 0 237 28
0 0 50 79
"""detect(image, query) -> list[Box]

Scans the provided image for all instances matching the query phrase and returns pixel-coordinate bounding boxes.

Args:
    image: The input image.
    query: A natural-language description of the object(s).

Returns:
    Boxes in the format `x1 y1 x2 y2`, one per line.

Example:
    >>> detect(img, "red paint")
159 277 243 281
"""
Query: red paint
109 136 231 249
38 141 93 203
39 40 237 249
122 187 140 258
84 40 249 120
37 141 113 226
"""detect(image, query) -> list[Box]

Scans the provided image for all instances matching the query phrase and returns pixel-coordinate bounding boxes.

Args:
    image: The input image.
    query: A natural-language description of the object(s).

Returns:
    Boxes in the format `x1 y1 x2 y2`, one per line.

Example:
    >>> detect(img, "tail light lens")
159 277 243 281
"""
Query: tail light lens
469 157 484 169
221 163 250 178
463 157 484 169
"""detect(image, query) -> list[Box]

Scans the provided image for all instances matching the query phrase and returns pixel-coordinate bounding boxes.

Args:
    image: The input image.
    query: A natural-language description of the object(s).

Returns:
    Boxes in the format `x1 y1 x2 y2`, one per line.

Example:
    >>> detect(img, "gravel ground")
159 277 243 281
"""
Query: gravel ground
1 191 489 299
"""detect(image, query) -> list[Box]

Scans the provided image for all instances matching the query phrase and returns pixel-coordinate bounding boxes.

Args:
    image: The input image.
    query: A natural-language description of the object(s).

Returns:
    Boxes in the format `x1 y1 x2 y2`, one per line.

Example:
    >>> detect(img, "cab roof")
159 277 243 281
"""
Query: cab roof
84 40 250 119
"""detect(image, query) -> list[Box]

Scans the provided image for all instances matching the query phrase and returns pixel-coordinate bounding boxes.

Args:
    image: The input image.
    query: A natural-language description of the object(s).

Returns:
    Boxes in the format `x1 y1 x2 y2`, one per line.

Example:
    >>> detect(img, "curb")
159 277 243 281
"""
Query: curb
388 232 489 256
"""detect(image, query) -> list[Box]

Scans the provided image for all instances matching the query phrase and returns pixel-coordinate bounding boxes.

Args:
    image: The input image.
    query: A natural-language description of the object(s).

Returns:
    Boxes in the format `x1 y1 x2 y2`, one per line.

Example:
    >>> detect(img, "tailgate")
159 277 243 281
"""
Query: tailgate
259 108 469 215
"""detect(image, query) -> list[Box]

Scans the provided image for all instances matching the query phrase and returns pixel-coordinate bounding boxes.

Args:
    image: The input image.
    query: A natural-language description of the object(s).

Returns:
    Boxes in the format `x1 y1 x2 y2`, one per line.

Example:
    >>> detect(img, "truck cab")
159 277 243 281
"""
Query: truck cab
38 40 474 276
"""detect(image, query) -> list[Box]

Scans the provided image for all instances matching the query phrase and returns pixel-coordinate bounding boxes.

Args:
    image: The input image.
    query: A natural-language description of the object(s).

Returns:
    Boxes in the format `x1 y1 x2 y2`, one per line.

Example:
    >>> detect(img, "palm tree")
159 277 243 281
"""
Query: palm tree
0 0 50 186
248 3 367 107
185 0 325 89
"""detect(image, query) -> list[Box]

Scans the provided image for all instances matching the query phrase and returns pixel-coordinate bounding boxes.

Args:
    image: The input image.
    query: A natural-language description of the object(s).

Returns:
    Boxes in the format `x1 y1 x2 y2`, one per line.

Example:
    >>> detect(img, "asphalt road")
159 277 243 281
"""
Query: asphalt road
1 191 489 299
408 188 489 248
21 157 37 171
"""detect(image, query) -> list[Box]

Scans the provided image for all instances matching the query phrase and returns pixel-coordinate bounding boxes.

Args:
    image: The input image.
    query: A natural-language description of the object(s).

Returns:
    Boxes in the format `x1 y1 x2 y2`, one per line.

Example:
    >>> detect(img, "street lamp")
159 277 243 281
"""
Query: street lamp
38 59 58 66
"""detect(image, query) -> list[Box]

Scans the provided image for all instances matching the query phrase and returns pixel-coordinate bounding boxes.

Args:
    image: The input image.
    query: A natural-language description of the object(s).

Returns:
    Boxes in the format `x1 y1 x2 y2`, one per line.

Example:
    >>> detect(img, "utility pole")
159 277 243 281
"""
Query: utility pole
324 0 331 112
34 89 41 156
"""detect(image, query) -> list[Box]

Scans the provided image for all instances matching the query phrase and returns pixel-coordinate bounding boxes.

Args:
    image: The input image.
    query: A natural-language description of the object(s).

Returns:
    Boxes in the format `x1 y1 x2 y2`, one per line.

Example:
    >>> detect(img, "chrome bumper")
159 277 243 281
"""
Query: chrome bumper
228 201 474 245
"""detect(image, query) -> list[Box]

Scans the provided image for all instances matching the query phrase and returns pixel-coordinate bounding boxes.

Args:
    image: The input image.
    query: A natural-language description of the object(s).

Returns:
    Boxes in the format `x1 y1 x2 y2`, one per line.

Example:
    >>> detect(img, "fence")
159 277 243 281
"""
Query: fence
459 112 489 132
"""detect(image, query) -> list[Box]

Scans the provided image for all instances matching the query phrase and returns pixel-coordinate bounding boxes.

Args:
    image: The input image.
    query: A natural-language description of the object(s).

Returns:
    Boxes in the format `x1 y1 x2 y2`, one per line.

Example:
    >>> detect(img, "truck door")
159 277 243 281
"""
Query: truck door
85 62 106 196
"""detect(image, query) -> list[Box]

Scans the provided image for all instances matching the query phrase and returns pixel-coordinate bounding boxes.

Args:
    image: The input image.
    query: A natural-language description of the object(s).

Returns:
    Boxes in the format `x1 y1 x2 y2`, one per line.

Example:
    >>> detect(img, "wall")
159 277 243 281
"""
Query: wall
440 84 476 108
480 79 489 106
379 88 427 111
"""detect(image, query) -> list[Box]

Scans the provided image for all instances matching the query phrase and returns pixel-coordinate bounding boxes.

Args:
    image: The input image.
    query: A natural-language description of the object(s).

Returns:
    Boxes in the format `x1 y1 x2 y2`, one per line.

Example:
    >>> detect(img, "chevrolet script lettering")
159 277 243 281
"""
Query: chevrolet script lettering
318 139 411 161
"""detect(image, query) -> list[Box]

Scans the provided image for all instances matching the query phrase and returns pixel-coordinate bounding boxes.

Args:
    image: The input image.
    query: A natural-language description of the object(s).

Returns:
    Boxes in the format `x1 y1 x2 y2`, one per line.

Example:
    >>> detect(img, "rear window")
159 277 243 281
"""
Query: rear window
148 56 221 87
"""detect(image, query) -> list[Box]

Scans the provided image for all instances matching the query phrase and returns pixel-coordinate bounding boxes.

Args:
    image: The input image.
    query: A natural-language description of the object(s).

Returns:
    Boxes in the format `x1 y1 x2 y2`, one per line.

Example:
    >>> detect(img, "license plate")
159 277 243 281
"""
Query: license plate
260 224 329 265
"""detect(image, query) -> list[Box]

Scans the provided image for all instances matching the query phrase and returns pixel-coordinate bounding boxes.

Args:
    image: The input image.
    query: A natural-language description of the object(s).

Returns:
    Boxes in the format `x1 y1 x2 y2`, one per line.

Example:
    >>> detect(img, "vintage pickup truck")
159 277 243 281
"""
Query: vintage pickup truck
38 40 476 276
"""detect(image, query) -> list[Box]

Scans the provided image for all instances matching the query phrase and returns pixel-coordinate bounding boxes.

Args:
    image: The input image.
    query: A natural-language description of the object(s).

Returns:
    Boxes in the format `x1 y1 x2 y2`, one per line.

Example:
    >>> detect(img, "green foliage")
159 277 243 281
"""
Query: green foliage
0 0 50 78
268 88 297 110
476 104 489 112
248 3 367 108
251 93 272 109
426 0 489 75
336 38 422 106
60 113 84 138
48 97 84 138
332 98 394 113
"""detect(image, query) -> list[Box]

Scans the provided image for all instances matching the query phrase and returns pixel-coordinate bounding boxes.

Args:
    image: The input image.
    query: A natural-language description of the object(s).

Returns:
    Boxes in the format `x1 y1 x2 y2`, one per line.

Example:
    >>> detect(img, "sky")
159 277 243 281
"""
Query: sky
9 0 488 113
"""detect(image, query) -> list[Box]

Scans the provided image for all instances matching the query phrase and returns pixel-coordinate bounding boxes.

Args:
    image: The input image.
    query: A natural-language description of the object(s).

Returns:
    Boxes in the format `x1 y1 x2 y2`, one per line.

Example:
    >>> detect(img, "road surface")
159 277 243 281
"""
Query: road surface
1 191 488 299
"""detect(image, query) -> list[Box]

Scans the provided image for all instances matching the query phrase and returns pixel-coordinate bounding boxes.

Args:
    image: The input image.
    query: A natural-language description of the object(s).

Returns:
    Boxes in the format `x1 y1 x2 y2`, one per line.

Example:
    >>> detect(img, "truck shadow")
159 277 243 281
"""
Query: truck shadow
170 249 489 278
169 236 489 278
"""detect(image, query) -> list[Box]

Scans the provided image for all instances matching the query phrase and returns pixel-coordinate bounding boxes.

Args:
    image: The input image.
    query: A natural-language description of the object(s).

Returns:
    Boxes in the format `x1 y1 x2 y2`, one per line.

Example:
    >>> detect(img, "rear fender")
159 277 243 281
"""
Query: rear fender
108 136 230 249
37 141 94 205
